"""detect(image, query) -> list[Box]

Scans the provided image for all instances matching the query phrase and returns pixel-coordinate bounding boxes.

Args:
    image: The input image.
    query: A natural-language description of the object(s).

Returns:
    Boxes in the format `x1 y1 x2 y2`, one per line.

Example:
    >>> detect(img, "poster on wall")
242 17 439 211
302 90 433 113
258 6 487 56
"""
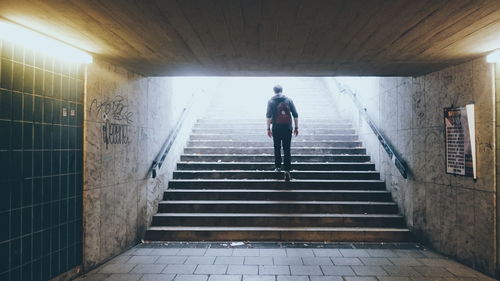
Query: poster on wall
444 104 476 179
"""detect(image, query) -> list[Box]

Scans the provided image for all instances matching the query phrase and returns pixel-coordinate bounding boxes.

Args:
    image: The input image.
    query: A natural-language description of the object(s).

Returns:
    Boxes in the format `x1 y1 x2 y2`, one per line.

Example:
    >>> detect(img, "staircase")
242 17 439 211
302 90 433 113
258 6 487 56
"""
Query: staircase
144 79 411 242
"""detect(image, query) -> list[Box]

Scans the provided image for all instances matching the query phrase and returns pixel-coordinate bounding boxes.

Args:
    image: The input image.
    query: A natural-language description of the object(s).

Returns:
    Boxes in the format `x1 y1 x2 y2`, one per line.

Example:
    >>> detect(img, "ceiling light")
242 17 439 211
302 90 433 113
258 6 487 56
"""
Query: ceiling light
0 21 92 64
486 50 500 63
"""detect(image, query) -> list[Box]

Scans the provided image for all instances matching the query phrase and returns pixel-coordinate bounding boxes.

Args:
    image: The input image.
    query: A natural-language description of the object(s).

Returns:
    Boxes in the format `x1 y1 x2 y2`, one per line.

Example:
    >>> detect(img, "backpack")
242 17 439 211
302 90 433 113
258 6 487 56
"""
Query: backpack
275 98 292 124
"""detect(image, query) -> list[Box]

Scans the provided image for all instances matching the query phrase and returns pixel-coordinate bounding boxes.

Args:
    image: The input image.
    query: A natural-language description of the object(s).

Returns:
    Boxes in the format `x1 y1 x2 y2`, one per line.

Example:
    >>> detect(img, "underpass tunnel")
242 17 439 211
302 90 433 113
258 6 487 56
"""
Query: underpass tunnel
0 1 499 280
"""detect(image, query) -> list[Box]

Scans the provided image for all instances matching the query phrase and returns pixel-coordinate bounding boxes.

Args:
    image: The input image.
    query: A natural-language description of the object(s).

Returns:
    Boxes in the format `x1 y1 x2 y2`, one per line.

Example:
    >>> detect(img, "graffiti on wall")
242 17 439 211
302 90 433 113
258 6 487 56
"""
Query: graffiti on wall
90 95 134 149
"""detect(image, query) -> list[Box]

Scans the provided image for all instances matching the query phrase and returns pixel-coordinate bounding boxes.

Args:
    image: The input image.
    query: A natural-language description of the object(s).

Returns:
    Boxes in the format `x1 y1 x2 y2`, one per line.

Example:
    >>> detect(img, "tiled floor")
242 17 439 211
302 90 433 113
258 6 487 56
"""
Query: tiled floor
75 242 496 281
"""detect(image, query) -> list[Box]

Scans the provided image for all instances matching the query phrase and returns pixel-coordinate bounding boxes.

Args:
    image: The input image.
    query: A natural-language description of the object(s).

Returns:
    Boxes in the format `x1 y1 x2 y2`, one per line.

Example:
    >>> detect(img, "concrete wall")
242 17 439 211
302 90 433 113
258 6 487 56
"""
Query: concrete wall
82 60 217 270
324 57 497 275
495 63 500 276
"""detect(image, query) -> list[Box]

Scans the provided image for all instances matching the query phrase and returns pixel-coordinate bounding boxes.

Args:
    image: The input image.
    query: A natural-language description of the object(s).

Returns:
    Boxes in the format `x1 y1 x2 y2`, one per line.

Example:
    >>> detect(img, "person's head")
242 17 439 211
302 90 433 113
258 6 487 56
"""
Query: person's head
273 85 283 95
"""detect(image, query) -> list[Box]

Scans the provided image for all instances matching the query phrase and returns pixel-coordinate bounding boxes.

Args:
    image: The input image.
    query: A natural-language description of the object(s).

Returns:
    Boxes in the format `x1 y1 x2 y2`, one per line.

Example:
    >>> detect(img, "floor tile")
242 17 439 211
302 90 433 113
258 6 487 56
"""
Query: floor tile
133 249 154 255
418 258 461 267
227 265 258 275
320 265 355 276
343 277 378 281
310 277 343 281
208 275 242 281
351 265 388 276
178 248 207 256
174 275 208 281
331 257 362 266
376 277 412 281
103 274 142 281
259 265 290 275
393 250 425 258
108 256 132 264
195 264 228 274
245 256 273 265
360 257 393 266
286 249 315 257
260 249 287 256
127 256 159 264
413 266 454 277
100 264 137 274
150 249 180 256
185 256 216 265
131 264 166 274
155 256 187 264
382 266 422 277
388 258 422 266
366 249 397 258
445 266 480 277
340 249 370 257
302 257 333 266
243 276 276 281
274 257 303 265
313 249 342 257
215 256 245 265
276 276 309 281
233 249 260 256
289 265 323 275
139 274 175 281
162 264 197 274
77 273 111 281
205 249 234 256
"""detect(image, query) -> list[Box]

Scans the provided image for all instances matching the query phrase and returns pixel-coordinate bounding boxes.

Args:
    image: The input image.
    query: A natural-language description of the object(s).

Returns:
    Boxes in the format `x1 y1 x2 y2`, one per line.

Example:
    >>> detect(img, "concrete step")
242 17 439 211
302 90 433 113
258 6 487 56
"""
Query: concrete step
197 119 350 124
190 134 358 141
176 162 376 171
172 170 380 180
144 226 412 242
151 213 406 228
163 189 393 201
194 123 353 129
192 128 356 134
180 154 371 163
157 200 399 214
183 147 367 155
168 179 386 190
187 141 362 148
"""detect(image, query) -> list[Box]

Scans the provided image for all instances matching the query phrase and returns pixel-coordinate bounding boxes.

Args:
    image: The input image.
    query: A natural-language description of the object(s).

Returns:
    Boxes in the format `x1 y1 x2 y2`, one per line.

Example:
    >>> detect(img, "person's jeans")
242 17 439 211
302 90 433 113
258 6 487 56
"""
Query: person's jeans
272 126 292 171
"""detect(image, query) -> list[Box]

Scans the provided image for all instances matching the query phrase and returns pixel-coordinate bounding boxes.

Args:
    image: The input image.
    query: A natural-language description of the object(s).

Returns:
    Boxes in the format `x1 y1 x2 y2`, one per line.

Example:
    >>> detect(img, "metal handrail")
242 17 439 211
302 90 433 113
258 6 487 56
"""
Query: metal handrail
334 80 408 179
150 106 190 179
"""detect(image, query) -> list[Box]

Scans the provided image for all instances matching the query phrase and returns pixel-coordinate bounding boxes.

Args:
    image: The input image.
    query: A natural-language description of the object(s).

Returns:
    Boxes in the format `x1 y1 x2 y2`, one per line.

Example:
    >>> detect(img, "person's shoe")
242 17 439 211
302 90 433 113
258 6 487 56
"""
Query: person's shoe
284 171 291 182
274 167 282 172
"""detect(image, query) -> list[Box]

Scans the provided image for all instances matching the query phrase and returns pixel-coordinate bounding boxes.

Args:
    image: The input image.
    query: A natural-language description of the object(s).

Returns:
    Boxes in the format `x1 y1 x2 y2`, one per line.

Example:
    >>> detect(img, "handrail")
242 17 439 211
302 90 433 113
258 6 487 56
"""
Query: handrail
150 106 190 179
334 79 408 179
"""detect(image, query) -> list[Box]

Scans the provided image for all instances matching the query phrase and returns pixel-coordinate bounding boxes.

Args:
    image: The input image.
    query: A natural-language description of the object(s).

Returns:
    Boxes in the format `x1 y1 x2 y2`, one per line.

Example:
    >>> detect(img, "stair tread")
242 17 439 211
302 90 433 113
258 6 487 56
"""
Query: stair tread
191 133 358 138
178 162 373 164
165 189 389 193
153 213 403 218
147 226 410 232
181 154 370 157
160 200 396 205
170 179 384 182
174 170 378 173
186 147 365 149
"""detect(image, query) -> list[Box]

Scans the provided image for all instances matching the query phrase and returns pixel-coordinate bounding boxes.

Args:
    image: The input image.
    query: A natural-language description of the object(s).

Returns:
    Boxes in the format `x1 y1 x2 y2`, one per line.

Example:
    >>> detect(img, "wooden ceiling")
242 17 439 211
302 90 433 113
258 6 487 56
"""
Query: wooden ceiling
1 0 500 76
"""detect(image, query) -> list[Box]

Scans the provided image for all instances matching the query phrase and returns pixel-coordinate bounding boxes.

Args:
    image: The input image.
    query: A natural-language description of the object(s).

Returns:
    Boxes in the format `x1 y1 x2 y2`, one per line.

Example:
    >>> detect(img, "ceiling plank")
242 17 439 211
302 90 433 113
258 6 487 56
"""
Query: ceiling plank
1 0 499 76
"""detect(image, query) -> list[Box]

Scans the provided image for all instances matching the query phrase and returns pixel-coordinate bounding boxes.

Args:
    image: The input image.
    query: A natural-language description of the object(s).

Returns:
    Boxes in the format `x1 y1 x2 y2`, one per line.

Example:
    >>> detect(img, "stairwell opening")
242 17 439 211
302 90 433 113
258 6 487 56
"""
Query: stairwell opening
147 76 410 242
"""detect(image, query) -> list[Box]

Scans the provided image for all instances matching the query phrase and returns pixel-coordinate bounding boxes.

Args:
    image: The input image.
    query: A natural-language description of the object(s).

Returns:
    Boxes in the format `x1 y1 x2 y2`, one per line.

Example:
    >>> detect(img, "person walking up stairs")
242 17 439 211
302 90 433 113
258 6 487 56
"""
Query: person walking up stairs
266 85 299 182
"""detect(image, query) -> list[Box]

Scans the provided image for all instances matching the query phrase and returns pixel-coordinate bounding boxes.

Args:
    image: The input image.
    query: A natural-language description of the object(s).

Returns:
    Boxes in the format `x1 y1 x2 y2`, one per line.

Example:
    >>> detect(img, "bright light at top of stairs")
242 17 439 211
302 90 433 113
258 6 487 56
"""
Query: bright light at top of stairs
486 49 500 63
0 20 93 64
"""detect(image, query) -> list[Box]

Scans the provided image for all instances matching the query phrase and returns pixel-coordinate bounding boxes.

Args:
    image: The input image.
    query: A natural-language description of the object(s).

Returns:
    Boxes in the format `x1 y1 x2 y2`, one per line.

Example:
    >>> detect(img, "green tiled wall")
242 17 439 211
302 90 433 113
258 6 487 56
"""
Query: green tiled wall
0 40 84 281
